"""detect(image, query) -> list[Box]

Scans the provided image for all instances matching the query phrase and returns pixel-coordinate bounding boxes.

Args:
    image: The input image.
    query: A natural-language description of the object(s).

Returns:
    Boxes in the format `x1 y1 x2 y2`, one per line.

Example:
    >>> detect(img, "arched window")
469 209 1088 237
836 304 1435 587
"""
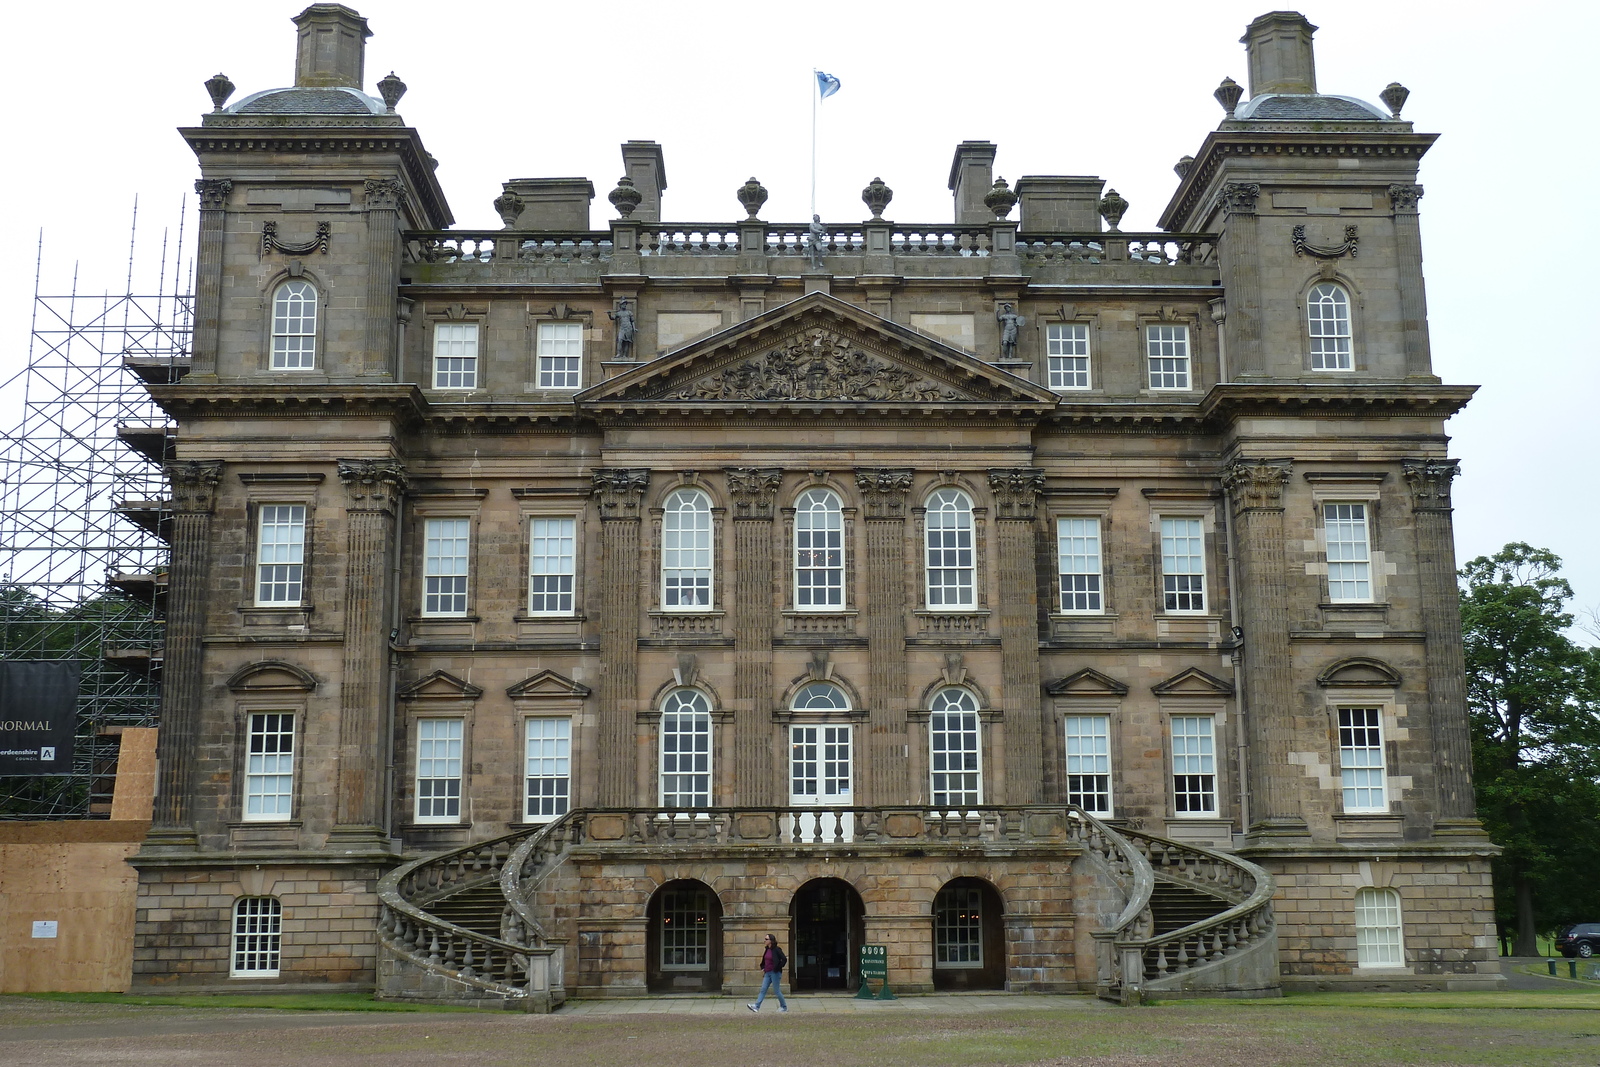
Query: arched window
1307 283 1352 371
1354 887 1404 967
659 689 712 807
794 488 844 609
662 489 713 609
925 489 975 608
929 687 982 807
270 280 318 370
231 896 283 977
792 682 850 711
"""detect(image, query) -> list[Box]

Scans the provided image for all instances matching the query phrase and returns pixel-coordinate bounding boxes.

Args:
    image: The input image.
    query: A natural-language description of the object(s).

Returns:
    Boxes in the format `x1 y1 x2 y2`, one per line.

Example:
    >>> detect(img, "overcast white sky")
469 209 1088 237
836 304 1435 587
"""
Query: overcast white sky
3 0 1596 632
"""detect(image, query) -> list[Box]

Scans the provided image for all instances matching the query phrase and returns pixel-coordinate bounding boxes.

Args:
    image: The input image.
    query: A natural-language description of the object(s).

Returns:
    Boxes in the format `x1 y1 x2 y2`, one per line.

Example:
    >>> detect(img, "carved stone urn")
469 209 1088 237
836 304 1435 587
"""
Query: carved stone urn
1380 81 1410 118
1174 155 1195 180
493 192 524 229
983 177 1017 220
736 177 768 220
608 177 643 219
1098 188 1128 231
1213 76 1243 117
204 73 235 112
861 177 893 220
377 71 407 112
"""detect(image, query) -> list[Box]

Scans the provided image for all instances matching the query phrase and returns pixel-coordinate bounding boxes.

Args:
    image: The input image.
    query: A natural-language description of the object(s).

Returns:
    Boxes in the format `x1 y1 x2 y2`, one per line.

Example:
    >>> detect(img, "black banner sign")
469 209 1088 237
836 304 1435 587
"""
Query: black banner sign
0 661 82 776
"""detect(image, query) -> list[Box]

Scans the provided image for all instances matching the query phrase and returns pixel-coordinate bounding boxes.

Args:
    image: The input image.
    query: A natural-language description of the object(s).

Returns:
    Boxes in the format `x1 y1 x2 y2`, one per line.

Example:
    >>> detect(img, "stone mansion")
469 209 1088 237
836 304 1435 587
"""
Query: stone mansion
129 5 1500 1004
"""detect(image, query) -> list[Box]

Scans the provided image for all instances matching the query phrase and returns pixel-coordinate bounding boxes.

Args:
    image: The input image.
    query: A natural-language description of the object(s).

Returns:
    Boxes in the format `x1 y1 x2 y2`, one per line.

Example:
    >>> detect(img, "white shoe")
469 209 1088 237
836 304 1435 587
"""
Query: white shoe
780 1006 789 1012
747 1003 758 1012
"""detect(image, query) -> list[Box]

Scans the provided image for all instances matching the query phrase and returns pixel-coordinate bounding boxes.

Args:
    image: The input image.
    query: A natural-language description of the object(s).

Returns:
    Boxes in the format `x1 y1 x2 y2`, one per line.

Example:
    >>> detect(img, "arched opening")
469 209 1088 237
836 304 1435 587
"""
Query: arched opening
645 879 723 992
931 877 1005 990
789 878 865 992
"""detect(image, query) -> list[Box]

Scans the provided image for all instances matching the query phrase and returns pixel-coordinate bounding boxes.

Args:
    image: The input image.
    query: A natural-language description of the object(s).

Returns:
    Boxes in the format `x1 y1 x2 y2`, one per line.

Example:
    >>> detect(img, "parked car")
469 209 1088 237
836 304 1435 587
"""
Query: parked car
1556 924 1600 958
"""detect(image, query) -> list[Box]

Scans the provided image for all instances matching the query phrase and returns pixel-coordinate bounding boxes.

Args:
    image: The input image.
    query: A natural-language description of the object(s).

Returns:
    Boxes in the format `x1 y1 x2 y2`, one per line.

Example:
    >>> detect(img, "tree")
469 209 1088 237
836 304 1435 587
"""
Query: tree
1461 543 1600 955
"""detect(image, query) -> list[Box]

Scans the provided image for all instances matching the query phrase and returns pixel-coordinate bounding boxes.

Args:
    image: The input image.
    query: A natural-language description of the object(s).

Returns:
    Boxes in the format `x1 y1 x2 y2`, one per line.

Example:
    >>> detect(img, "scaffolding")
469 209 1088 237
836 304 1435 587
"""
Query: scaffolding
0 203 192 817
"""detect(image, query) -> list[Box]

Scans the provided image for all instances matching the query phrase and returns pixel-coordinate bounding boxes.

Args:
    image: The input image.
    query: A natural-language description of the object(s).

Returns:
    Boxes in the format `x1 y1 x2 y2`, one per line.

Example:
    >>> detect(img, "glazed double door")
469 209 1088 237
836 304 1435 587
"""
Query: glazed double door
789 724 853 841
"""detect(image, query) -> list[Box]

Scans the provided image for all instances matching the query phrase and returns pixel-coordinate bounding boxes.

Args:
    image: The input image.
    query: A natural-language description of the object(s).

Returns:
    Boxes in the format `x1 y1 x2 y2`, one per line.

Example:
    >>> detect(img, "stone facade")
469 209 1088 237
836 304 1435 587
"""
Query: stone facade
130 6 1498 997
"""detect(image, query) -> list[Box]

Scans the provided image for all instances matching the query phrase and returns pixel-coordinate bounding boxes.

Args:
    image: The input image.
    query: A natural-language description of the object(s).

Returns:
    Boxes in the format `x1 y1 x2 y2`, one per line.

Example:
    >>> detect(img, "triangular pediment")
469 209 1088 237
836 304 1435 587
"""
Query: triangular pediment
397 670 484 701
506 668 592 700
1045 667 1130 697
1151 667 1236 696
578 292 1058 414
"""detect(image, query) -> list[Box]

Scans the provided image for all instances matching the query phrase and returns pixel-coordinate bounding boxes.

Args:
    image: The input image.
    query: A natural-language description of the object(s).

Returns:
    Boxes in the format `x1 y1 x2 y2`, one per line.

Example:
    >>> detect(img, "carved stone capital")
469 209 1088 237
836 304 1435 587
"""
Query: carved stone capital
337 459 408 511
591 468 651 520
724 467 784 520
1222 459 1292 511
1388 183 1424 212
166 460 224 513
1402 458 1458 510
1221 182 1260 217
986 468 1045 521
364 178 406 212
854 468 914 520
194 178 233 210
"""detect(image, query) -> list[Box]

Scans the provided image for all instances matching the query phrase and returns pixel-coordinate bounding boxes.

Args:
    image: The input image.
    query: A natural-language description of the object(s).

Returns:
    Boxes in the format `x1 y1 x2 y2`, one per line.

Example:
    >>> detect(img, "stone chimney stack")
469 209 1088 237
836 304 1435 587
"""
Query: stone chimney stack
293 4 372 89
1241 10 1318 97
620 141 668 224
948 141 997 225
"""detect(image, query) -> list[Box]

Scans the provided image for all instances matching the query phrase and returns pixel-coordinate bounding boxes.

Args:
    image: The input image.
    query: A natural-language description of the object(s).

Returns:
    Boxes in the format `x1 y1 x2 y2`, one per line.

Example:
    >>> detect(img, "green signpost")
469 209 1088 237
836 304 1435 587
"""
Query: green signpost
854 943 895 1000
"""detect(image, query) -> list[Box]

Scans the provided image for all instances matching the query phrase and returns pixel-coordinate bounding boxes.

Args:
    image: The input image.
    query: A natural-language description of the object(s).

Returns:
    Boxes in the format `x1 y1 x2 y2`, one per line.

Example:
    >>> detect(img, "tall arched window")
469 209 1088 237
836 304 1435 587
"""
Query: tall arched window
925 489 975 608
1307 282 1352 371
1354 887 1404 967
270 280 318 370
794 488 844 609
231 896 283 977
662 489 713 609
659 689 712 807
930 687 982 807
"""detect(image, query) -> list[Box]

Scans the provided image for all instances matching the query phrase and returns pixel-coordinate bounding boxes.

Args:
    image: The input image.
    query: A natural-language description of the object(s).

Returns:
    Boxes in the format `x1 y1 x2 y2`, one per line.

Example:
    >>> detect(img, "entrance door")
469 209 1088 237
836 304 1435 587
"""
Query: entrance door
789 724 853 841
791 879 863 991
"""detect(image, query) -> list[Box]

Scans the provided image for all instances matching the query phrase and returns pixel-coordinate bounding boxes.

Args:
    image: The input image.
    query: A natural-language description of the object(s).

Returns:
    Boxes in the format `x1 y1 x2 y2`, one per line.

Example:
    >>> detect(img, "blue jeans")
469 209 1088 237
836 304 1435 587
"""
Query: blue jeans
754 970 787 1010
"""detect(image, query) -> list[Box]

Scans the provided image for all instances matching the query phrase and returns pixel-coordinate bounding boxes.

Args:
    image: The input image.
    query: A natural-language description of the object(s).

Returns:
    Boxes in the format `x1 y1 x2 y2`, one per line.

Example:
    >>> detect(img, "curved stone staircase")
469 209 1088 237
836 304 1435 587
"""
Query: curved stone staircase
375 806 1277 1009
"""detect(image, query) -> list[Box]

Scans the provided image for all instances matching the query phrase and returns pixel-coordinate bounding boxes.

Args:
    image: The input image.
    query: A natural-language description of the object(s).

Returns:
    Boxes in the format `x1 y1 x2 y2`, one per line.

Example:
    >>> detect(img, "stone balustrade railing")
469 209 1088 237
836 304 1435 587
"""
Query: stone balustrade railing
1115 827 1276 997
401 226 1218 268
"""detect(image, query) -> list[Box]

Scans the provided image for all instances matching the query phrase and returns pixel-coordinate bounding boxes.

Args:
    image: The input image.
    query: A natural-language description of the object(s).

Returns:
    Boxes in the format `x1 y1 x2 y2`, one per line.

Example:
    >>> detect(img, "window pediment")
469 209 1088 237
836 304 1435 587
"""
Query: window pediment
398 670 484 701
226 660 318 693
1046 667 1130 697
1316 657 1401 688
506 668 592 700
1150 667 1235 696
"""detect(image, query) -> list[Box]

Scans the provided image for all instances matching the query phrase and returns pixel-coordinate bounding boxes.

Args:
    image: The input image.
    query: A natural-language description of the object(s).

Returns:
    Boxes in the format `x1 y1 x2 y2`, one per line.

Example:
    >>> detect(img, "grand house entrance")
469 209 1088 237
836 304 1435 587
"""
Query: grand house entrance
790 878 865 991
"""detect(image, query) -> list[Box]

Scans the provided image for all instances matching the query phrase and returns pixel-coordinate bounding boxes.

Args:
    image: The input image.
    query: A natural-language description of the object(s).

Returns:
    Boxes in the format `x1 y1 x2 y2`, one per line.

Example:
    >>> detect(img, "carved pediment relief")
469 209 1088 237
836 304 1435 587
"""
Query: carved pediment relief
226 660 318 693
506 668 592 700
1316 657 1402 688
579 292 1056 412
397 670 484 701
1151 667 1235 696
1046 667 1130 697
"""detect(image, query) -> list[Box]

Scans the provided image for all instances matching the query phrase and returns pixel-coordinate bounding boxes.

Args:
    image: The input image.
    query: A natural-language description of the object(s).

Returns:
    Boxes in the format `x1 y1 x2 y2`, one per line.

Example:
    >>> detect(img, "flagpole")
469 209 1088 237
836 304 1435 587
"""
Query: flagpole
810 69 817 217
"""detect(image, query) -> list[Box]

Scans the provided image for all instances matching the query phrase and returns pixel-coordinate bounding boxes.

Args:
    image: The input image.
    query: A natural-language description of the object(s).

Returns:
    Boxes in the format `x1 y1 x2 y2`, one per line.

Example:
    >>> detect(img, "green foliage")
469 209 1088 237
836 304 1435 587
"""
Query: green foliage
1461 543 1600 941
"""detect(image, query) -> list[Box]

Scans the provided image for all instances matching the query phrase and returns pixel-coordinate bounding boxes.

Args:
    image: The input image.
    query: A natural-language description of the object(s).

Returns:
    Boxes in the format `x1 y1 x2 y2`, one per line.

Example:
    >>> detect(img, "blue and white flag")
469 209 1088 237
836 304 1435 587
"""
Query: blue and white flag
815 70 841 99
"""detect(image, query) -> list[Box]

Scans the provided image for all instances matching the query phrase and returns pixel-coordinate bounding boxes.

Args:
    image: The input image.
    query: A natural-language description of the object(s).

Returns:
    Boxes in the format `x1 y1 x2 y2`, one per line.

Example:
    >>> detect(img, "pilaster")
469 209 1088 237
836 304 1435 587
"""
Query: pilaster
146 460 223 848
855 468 914 803
1218 183 1264 378
988 468 1045 803
1403 459 1480 831
725 467 783 805
1389 184 1432 377
362 178 404 377
594 468 650 805
331 458 406 844
190 179 231 378
1222 459 1305 839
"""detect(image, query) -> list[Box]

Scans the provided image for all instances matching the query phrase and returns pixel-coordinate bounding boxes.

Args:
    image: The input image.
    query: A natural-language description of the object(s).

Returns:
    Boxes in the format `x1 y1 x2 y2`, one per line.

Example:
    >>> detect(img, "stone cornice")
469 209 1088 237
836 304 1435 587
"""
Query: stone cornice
1158 130 1439 232
147 383 428 429
178 124 453 229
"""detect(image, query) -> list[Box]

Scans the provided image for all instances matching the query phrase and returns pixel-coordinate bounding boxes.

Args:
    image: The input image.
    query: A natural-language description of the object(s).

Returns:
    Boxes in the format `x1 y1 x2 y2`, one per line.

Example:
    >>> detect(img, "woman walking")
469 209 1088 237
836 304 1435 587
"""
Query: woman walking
747 933 788 1013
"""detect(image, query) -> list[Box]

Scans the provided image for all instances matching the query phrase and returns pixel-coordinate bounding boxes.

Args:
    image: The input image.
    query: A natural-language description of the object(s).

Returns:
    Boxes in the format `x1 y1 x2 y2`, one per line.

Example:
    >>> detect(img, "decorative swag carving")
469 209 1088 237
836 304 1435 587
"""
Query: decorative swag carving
262 220 331 256
664 328 963 403
1292 224 1358 259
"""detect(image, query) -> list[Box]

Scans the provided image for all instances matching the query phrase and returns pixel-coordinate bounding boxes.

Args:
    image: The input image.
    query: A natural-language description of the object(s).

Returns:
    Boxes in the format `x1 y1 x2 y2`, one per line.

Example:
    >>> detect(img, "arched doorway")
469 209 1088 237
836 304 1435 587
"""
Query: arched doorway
790 878 865 992
931 878 1005 990
645 879 723 992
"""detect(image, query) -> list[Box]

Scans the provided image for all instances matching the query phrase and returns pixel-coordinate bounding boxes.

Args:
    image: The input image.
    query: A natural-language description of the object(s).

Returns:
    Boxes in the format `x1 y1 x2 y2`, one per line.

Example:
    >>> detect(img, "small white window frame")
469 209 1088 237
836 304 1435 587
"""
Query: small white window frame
1144 324 1191 391
524 716 572 823
1159 516 1207 614
432 322 480 390
659 689 713 808
254 504 307 607
1307 282 1354 372
270 280 318 371
924 488 977 610
928 688 982 808
1323 502 1373 603
1056 516 1104 614
414 716 465 824
661 488 714 611
1337 706 1388 813
1063 713 1114 815
1169 714 1217 817
230 896 283 977
242 711 296 822
527 516 578 616
421 517 471 616
1045 322 1092 391
536 321 584 390
1354 886 1405 968
793 487 845 611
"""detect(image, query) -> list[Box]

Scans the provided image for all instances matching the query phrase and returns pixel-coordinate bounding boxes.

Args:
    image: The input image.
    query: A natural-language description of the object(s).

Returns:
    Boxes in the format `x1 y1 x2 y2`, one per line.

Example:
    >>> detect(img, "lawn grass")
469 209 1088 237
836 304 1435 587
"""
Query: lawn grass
1167 988 1600 1010
16 990 488 1012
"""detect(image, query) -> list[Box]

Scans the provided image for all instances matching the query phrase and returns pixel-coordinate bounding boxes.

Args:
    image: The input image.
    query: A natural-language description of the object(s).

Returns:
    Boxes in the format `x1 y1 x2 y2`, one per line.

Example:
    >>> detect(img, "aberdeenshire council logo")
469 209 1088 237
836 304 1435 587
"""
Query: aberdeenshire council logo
40 747 55 761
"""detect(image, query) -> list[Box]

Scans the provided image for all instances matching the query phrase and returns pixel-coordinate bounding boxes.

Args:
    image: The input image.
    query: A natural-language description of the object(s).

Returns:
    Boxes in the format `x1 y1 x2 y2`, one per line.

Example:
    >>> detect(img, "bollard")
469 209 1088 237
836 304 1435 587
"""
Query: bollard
1571 960 1579 979
1548 959 1558 976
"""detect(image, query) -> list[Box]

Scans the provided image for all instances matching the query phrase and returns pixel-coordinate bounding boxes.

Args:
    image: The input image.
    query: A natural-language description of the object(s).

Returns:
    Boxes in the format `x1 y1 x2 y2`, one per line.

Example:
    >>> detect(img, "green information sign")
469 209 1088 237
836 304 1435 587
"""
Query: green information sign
855 944 895 1000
